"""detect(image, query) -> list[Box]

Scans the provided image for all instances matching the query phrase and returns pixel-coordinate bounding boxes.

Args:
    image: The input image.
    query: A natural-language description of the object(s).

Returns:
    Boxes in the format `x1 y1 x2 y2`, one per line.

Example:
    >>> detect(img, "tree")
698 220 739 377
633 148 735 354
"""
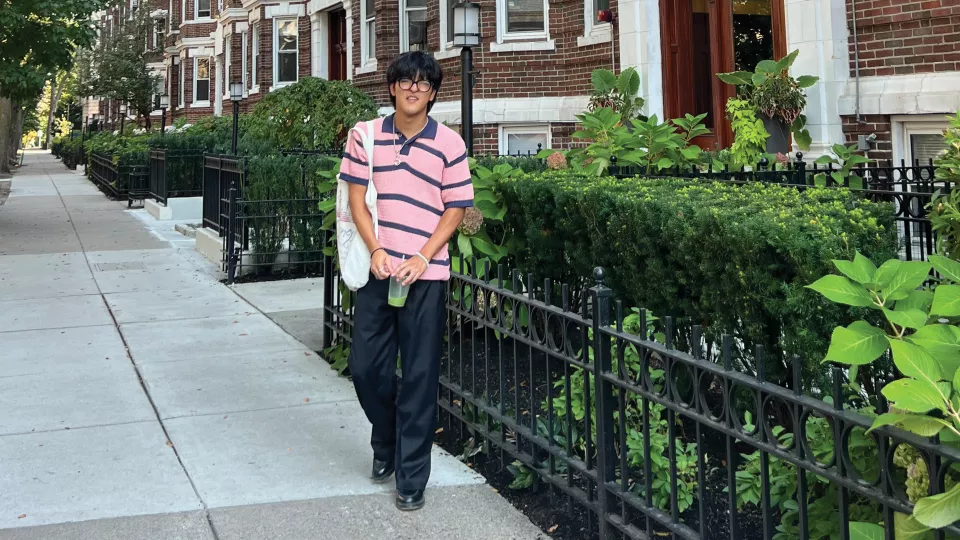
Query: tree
0 0 108 172
86 5 161 131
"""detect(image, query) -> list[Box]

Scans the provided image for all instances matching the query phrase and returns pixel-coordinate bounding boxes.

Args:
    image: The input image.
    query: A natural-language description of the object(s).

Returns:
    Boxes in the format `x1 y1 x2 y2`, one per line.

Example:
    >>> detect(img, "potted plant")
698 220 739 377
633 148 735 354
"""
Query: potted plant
717 50 818 153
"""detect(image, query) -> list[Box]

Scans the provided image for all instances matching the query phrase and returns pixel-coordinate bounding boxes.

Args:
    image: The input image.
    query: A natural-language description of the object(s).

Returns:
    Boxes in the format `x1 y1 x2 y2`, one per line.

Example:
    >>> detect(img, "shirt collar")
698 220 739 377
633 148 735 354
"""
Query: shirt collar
382 114 438 141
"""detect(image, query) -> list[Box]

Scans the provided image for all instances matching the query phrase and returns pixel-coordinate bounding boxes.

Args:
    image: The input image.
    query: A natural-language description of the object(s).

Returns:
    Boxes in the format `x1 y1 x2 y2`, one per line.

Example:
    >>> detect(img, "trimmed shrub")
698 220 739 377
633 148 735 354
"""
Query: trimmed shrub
497 171 898 383
242 77 377 152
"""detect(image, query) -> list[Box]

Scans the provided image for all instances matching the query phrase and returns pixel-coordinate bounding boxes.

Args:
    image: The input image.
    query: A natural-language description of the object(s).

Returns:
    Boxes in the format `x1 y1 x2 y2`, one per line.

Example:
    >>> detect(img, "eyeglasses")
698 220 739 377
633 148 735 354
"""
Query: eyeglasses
397 78 433 92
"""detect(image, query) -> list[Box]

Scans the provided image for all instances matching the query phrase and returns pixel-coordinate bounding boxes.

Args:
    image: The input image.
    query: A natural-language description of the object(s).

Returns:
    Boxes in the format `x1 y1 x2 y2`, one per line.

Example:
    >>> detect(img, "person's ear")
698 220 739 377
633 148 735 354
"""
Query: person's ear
389 83 397 98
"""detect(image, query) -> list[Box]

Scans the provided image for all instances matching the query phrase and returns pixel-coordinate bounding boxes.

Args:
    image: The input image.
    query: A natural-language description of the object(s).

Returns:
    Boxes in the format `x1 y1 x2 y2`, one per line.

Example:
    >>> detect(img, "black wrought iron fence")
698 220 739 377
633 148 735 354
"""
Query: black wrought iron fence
319 256 960 539
612 155 951 263
201 155 245 234
150 149 205 205
88 152 148 208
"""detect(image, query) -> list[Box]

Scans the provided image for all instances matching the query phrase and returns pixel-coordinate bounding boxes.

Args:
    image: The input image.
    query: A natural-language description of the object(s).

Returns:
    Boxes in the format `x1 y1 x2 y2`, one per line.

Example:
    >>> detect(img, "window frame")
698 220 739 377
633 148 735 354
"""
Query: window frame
178 58 185 107
224 34 232 98
251 23 260 90
194 56 211 105
154 18 165 49
361 0 376 66
273 18 299 86
499 124 551 156
582 0 611 41
399 0 429 53
196 0 211 20
241 31 248 94
496 0 549 42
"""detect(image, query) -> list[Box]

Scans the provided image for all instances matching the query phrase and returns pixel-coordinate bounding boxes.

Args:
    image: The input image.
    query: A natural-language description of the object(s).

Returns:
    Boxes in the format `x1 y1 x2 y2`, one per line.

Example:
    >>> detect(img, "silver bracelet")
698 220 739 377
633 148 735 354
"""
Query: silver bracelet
415 252 429 266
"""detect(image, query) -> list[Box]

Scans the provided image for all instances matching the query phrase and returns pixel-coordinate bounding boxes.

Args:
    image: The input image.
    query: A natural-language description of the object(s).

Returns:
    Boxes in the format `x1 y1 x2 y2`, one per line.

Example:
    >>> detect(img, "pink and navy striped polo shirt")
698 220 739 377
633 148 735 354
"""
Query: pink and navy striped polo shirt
340 115 474 281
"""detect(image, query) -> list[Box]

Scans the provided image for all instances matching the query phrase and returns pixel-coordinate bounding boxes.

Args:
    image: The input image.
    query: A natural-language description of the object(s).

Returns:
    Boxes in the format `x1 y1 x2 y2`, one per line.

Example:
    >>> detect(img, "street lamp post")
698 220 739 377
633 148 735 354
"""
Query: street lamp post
119 103 127 134
160 94 169 137
230 82 243 155
453 1 480 156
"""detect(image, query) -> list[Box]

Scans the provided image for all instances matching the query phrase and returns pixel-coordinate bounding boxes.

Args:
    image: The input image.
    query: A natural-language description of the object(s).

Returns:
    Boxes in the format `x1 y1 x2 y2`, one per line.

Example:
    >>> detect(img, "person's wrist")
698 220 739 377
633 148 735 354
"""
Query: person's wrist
415 252 429 266
371 247 385 257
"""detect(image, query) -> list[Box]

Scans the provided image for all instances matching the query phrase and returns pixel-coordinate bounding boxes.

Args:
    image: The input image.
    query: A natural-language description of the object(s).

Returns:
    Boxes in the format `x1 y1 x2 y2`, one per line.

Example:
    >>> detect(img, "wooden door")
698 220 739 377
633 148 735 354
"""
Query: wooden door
328 9 347 81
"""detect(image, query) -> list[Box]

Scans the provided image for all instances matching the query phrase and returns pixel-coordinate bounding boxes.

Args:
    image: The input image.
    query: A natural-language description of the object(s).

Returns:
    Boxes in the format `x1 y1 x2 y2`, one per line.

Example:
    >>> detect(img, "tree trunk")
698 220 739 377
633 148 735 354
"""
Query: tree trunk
44 80 64 149
11 105 25 167
0 97 12 174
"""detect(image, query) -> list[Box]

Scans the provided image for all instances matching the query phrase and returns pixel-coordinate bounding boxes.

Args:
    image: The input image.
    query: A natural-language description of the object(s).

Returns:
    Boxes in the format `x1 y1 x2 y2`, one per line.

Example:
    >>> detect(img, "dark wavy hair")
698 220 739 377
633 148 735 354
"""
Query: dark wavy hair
386 51 443 113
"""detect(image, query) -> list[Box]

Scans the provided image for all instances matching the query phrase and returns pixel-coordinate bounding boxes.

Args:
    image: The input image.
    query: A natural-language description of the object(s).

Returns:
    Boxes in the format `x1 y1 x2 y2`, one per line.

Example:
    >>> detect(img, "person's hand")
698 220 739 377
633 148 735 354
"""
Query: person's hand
393 255 428 286
371 249 393 280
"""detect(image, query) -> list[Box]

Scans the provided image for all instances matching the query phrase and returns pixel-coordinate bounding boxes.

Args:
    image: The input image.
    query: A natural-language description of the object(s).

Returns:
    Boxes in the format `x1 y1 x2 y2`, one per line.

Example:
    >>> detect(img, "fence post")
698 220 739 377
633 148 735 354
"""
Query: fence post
226 180 238 284
590 267 617 540
795 152 806 185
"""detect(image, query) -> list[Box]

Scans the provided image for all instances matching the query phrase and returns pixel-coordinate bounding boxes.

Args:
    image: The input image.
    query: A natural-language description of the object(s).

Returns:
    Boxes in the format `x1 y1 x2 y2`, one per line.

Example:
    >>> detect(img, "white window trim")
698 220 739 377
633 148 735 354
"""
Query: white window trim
223 35 232 101
195 0 212 20
892 115 950 166
193 56 212 106
360 0 376 66
273 18 299 87
241 31 248 96
495 0 549 43
578 14 612 47
251 23 260 92
399 0 428 53
178 58 185 107
439 0 454 52
499 124 551 156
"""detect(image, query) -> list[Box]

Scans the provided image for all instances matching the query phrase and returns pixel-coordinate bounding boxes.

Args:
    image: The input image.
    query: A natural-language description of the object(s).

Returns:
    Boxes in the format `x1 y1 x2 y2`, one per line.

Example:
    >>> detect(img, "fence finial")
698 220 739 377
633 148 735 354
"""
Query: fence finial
593 266 606 286
608 156 618 177
795 152 804 163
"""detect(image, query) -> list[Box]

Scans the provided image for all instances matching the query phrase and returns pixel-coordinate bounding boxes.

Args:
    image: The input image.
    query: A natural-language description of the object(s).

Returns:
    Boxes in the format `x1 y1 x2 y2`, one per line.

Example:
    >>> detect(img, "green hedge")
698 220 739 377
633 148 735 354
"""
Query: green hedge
497 172 898 382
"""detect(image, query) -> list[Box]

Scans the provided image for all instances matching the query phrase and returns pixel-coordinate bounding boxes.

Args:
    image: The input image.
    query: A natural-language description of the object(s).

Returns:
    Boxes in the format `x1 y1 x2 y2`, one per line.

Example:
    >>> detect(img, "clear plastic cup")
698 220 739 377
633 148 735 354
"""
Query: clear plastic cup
388 257 409 307
388 276 409 307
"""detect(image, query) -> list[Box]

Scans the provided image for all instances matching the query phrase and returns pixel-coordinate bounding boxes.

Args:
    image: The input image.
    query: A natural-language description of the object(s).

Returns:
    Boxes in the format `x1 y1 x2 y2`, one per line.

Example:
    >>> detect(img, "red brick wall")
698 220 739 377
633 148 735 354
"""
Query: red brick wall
847 0 960 77
841 114 893 161
352 0 619 109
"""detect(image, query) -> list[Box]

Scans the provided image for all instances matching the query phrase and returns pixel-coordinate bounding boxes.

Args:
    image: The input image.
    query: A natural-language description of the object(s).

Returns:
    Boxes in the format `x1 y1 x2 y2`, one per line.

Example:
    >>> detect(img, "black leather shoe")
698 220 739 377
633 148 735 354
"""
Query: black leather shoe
395 489 425 511
372 459 394 483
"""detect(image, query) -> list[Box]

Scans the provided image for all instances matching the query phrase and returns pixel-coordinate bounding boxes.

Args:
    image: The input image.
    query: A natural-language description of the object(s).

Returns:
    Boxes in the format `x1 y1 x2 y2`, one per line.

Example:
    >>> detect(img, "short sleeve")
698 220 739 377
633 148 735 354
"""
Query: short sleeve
440 140 474 209
339 126 370 186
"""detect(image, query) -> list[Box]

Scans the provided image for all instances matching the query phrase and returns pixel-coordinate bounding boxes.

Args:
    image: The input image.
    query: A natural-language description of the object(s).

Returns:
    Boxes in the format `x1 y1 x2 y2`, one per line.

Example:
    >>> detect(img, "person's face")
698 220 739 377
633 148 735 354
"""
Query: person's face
390 76 436 117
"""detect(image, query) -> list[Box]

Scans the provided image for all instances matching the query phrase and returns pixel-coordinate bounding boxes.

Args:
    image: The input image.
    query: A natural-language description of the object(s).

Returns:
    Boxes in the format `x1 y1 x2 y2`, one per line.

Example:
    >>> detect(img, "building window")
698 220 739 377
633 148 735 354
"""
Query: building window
446 0 455 44
584 0 610 34
362 0 376 64
500 125 550 155
498 0 548 40
401 0 428 52
195 57 211 103
196 0 211 19
274 19 298 85
180 0 185 26
252 23 260 87
155 19 165 49
225 35 232 94
241 32 248 92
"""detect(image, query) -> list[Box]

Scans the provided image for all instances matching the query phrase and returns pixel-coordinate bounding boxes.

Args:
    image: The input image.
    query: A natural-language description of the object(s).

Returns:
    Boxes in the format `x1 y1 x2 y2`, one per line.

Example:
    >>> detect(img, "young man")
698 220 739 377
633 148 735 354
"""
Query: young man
338 51 473 511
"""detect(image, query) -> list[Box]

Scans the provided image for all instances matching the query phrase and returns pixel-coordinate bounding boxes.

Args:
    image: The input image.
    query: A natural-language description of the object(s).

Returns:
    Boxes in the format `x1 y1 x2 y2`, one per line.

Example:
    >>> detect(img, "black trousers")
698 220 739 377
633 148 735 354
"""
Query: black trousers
348 275 446 491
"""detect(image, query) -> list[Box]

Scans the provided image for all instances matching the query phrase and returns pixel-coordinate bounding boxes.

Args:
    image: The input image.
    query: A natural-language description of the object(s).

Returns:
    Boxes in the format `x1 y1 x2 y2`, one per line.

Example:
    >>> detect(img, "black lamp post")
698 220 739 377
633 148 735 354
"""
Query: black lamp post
159 94 169 137
230 82 243 155
453 1 480 156
119 102 127 134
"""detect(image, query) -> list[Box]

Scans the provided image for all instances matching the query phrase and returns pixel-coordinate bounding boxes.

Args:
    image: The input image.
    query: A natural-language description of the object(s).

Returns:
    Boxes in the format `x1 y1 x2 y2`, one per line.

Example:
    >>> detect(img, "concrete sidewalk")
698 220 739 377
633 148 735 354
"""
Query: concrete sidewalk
0 150 546 540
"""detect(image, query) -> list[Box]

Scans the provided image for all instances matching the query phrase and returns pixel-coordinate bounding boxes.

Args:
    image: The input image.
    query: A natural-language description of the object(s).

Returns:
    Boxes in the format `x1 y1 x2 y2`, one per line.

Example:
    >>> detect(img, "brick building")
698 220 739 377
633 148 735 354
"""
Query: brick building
86 0 959 160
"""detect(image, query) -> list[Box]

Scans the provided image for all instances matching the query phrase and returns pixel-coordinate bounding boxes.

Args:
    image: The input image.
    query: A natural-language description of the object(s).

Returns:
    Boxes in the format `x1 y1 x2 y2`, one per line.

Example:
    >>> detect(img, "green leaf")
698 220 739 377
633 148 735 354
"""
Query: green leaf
875 259 902 289
833 252 877 284
908 324 960 379
751 72 767 86
882 261 932 301
794 129 813 151
456 233 474 259
868 413 911 433
888 338 944 382
894 512 932 540
617 68 641 99
591 69 618 92
914 482 960 529
896 290 934 312
775 49 800 71
932 285 960 317
881 378 946 413
815 155 836 166
897 415 955 437
657 157 675 170
883 308 929 330
931 254 960 284
806 275 875 307
849 522 885 540
681 146 702 160
824 321 889 366
756 59 780 73
716 71 753 86
796 75 819 88
848 175 864 190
